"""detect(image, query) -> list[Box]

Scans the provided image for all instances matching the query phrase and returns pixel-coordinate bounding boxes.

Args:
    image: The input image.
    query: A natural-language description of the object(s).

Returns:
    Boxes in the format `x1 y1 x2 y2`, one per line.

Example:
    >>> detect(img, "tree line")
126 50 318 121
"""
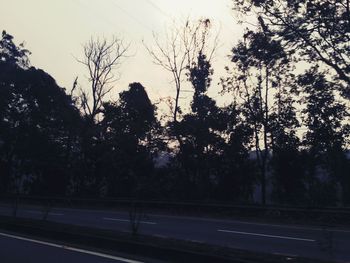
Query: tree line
0 0 349 206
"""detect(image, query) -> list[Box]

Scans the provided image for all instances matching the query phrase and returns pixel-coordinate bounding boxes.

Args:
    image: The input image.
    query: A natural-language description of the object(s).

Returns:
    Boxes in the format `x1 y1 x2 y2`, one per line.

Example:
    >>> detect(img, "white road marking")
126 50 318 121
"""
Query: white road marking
0 232 143 263
331 229 350 233
103 218 157 225
273 252 298 257
153 234 168 238
218 229 315 242
50 213 64 216
223 221 350 233
190 240 204 244
26 210 64 216
27 210 42 214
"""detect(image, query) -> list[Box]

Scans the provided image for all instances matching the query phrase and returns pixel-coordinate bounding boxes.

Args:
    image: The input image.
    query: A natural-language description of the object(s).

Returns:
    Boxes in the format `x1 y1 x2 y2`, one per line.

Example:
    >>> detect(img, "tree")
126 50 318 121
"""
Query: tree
177 51 226 198
299 67 349 205
232 0 350 98
145 18 217 124
0 31 81 196
219 103 256 202
222 20 296 204
76 36 129 122
269 84 305 205
71 36 129 195
101 83 162 197
231 0 350 205
0 30 30 68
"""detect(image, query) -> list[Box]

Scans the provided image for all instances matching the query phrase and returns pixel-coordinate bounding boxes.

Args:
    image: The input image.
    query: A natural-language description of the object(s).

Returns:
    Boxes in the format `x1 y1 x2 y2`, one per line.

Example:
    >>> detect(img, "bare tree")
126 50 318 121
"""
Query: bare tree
145 18 218 124
76 37 129 122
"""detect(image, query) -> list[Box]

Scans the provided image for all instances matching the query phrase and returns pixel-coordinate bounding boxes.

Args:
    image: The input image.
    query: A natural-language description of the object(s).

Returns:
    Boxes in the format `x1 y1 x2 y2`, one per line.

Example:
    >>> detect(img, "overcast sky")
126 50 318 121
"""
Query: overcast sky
1 0 246 112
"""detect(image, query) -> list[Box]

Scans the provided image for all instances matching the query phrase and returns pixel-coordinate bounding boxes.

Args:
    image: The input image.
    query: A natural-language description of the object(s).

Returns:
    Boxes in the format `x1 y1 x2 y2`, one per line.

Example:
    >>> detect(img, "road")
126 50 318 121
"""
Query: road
0 232 145 263
1 204 350 262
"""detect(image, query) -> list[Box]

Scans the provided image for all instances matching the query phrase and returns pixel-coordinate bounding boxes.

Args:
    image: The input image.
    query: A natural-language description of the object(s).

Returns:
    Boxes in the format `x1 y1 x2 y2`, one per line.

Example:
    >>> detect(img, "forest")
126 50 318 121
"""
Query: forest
0 0 349 207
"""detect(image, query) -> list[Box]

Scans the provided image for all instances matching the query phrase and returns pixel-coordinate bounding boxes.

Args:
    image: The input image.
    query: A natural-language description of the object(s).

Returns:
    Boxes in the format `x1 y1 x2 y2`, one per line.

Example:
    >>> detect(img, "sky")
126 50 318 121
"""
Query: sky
0 0 246 113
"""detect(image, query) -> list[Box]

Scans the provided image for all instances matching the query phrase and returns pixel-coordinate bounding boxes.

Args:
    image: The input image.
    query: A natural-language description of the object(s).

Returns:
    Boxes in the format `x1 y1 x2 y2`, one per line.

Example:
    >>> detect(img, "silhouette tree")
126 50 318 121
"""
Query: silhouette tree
0 30 30 68
232 0 350 205
101 83 162 197
71 36 129 195
145 19 219 198
269 85 305 205
232 0 350 98
177 51 225 198
76 36 129 122
298 67 349 205
219 103 256 202
223 23 291 204
0 31 81 196
2 23 349 207
145 18 217 125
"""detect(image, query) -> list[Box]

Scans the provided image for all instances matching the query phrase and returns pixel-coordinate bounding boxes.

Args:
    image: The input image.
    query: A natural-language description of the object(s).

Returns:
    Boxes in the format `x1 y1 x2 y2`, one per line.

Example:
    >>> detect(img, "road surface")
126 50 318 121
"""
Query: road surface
0 204 349 262
0 231 146 263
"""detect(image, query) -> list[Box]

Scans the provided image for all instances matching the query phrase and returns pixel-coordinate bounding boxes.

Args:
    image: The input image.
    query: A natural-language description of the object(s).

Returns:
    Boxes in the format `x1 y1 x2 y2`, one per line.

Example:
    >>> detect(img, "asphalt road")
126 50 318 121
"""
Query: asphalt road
1 204 350 262
0 232 145 263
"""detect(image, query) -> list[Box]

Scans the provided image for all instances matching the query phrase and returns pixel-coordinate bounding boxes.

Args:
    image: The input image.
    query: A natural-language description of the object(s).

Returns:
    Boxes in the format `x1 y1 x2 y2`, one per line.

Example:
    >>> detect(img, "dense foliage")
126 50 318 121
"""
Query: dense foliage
1 1 349 209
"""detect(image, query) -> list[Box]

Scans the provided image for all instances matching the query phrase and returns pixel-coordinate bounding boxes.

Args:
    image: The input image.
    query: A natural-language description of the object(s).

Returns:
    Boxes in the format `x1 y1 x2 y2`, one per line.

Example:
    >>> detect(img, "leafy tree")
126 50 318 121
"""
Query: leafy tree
298 67 349 205
218 104 256 202
232 0 350 98
269 85 305 205
101 83 162 197
0 31 81 196
232 0 350 205
0 30 30 68
178 52 225 198
223 23 291 204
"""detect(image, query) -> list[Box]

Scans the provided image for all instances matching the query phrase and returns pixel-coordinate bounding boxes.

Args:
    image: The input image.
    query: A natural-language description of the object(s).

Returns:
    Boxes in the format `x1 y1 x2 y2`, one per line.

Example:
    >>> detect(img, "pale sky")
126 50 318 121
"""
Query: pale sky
0 0 246 113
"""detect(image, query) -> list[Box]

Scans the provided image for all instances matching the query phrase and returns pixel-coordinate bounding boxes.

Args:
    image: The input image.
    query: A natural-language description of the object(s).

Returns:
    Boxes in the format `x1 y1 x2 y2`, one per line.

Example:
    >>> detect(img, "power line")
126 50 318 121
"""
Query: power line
144 0 169 18
71 0 122 32
110 0 155 33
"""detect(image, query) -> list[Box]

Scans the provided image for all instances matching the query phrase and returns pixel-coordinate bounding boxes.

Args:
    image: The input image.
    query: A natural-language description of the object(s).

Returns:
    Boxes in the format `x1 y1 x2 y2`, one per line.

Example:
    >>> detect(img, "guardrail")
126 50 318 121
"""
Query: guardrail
2 194 350 210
